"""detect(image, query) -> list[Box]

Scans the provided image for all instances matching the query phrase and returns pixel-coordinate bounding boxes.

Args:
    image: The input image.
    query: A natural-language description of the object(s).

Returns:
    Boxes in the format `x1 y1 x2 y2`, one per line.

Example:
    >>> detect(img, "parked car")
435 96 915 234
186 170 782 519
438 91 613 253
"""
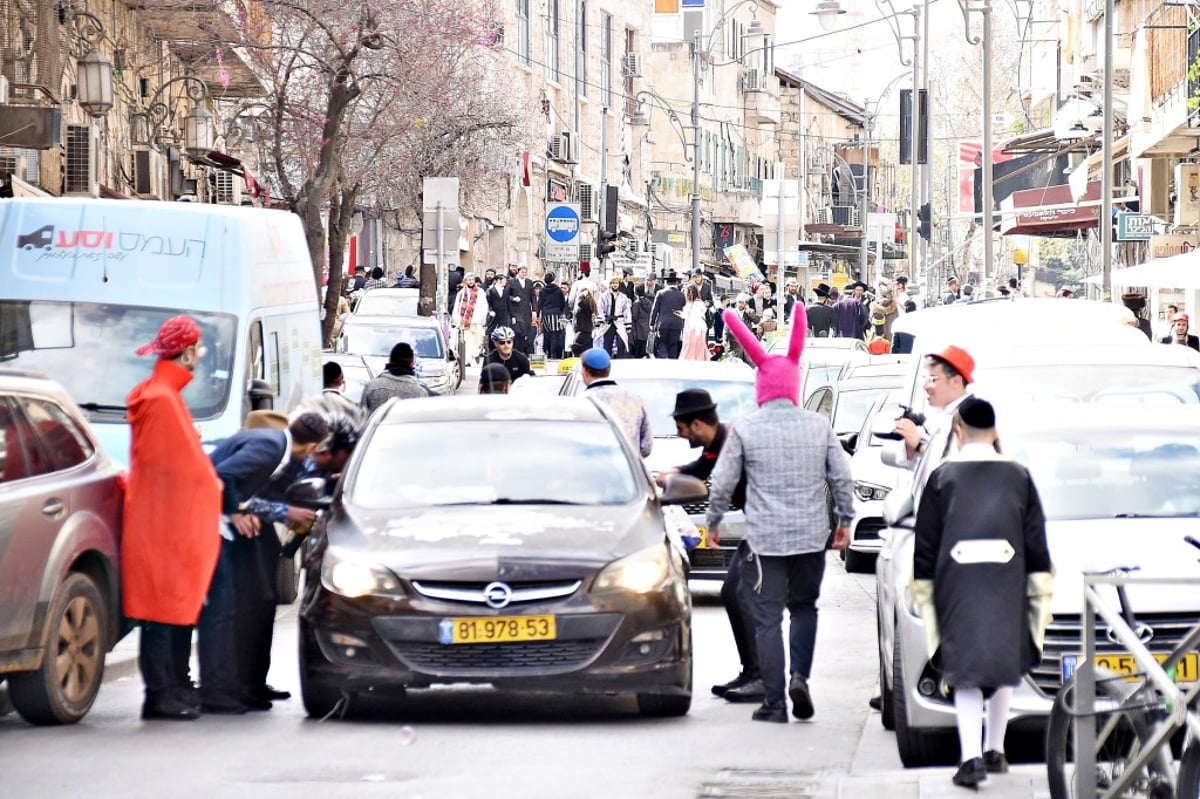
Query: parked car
842 389 905 574
321 352 374 405
337 314 461 395
558 358 757 579
876 407 1200 766
350 288 421 318
291 395 704 718
770 337 872 401
0 370 124 725
804 369 908 444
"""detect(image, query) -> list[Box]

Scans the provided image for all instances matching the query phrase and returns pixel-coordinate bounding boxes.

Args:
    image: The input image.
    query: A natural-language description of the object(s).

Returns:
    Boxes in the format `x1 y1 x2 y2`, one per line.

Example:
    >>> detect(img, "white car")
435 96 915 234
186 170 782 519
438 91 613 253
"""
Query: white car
768 337 872 401
350 287 421 318
337 314 462 396
558 358 757 579
842 388 905 573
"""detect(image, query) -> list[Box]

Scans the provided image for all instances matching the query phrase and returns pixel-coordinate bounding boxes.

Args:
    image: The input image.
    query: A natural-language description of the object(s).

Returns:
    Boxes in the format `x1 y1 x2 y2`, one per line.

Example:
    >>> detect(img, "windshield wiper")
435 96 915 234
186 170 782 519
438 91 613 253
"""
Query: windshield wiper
490 498 579 505
1113 512 1200 518
78 402 128 413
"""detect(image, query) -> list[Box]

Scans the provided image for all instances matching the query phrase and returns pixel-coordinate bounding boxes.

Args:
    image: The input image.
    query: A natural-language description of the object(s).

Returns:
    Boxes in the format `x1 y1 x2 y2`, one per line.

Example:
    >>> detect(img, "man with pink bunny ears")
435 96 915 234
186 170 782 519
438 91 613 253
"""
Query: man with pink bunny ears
706 304 855 724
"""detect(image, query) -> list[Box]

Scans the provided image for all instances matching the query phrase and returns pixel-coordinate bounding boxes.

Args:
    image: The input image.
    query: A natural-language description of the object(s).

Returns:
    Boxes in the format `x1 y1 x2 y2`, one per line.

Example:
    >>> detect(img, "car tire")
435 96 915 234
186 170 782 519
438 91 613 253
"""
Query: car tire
8 572 107 725
299 619 344 719
276 552 300 605
892 631 957 767
878 617 895 731
845 548 877 574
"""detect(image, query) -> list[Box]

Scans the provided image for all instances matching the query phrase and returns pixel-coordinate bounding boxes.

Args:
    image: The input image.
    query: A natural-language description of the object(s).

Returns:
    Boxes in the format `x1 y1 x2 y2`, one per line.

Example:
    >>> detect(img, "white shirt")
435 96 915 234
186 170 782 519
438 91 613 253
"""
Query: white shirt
890 393 970 510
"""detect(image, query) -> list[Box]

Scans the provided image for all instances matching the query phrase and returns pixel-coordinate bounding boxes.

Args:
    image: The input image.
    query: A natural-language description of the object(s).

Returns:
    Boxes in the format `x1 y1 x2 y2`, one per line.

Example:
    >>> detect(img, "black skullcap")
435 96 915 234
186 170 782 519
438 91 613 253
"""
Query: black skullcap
957 396 995 429
289 411 330 445
322 360 343 386
389 342 415 366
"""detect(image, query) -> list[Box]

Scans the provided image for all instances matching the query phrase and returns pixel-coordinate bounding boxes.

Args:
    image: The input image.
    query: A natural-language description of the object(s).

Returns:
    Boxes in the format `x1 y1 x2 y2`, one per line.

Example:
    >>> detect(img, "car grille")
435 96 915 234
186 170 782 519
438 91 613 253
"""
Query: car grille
680 478 740 515
410 580 581 606
390 639 606 674
689 546 734 572
1031 613 1200 698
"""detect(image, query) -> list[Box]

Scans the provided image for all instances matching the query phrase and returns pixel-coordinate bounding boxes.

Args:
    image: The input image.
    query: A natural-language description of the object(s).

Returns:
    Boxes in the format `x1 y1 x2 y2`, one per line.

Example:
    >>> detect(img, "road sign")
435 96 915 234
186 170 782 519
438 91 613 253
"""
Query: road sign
545 203 581 262
1116 212 1156 241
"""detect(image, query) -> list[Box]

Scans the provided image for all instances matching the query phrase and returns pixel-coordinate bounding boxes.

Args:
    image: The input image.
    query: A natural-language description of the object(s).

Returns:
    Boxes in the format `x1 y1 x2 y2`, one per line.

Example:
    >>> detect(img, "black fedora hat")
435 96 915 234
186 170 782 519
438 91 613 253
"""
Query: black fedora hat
665 269 681 283
814 282 831 298
670 388 718 418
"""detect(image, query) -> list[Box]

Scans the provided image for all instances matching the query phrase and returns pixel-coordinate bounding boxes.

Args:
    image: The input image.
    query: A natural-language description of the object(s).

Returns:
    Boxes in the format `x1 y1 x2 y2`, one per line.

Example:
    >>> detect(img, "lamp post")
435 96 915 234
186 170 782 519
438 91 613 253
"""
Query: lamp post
857 73 909 286
65 8 113 118
958 0 994 289
136 75 216 157
876 0 921 287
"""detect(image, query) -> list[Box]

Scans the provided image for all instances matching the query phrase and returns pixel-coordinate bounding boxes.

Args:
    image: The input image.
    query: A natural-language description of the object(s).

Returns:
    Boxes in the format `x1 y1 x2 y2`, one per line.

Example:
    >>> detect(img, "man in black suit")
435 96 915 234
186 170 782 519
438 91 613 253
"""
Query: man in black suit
806 283 837 338
200 413 329 713
486 273 513 349
649 270 686 358
1161 312 1200 350
618 267 637 303
506 264 536 354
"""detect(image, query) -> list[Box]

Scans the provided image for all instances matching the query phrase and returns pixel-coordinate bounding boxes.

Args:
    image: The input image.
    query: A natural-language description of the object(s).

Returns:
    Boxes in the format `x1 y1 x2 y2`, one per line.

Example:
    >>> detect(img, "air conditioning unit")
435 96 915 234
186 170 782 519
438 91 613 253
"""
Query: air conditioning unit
578 183 597 221
1175 163 1200 226
578 243 593 261
212 169 241 205
0 75 9 105
621 53 641 78
64 124 98 197
132 149 164 199
549 132 575 164
740 68 764 93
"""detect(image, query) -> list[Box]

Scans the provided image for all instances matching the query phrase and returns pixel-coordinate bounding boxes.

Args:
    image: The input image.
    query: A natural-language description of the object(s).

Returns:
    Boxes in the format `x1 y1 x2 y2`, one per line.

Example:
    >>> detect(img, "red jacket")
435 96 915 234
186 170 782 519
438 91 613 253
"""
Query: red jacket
121 359 222 625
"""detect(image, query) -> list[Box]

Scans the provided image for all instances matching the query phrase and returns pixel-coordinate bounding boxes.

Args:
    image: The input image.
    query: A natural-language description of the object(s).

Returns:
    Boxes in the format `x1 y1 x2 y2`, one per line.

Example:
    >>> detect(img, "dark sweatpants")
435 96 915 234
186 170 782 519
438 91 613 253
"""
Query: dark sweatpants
722 542 760 678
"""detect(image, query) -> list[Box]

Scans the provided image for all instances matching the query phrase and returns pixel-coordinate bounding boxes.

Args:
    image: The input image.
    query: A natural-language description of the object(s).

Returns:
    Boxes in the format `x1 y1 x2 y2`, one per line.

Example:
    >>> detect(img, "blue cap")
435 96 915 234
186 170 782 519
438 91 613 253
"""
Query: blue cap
581 348 611 371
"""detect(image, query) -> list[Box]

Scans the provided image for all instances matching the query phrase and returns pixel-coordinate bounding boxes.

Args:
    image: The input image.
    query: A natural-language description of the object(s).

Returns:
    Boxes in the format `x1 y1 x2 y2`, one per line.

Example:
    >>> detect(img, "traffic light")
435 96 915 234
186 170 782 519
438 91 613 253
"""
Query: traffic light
597 231 618 258
917 202 931 241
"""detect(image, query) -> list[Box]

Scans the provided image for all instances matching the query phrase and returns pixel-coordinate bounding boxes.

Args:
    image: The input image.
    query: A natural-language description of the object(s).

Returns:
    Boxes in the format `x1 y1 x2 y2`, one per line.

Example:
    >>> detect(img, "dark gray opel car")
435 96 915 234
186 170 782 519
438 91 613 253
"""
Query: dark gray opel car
0 369 124 724
292 395 703 718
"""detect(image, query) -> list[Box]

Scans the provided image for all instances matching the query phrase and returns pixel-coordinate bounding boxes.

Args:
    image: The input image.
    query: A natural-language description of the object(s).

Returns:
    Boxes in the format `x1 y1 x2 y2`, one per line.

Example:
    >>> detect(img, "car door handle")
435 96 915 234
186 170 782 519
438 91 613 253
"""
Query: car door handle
42 499 66 518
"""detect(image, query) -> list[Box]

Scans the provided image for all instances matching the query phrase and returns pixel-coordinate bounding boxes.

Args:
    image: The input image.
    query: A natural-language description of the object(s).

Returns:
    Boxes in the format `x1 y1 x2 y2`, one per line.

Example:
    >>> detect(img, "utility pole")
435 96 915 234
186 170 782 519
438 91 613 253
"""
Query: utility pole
599 105 608 278
859 107 872 284
921 0 933 283
691 30 702 276
798 87 807 290
908 3 921 288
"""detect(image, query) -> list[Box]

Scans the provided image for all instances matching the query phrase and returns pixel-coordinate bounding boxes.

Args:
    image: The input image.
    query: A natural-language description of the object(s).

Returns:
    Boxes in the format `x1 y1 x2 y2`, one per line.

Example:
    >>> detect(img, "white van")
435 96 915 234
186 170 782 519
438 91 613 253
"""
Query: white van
0 198 322 465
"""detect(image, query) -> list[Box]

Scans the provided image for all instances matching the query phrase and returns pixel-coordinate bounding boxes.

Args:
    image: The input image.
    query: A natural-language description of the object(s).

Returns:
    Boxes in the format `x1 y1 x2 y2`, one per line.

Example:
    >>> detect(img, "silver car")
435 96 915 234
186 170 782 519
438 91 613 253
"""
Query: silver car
0 370 124 725
337 314 462 396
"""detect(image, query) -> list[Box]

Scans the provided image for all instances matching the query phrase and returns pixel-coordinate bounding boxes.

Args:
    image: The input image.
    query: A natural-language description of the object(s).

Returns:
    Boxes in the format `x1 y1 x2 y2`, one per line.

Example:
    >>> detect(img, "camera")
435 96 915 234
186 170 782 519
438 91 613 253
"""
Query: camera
898 404 926 428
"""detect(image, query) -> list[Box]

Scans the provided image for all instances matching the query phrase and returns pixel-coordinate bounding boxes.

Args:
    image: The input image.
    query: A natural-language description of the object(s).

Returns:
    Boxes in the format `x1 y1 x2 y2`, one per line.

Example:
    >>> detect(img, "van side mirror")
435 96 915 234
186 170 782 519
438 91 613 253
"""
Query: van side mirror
248 379 274 411
659 474 707 505
284 478 333 511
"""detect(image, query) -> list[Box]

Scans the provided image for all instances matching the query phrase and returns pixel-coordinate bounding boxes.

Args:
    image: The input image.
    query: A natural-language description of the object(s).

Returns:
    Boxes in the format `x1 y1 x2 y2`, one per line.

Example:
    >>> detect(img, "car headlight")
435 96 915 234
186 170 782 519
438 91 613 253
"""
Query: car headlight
854 481 891 502
593 545 671 594
320 549 403 598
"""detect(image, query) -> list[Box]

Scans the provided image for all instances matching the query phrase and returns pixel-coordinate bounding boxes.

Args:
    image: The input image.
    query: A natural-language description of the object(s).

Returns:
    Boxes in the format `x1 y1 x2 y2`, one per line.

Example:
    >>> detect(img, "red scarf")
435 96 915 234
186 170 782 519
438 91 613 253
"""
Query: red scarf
459 285 479 326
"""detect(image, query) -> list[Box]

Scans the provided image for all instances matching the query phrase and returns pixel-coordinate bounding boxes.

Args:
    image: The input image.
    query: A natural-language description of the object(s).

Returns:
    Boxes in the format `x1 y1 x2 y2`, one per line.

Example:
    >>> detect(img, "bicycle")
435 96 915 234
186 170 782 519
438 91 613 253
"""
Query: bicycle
1045 536 1200 798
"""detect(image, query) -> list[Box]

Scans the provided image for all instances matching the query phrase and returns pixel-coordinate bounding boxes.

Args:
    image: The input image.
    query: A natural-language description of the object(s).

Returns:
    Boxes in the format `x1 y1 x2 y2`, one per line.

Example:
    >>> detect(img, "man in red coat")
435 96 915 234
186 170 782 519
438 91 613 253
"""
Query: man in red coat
123 316 222 720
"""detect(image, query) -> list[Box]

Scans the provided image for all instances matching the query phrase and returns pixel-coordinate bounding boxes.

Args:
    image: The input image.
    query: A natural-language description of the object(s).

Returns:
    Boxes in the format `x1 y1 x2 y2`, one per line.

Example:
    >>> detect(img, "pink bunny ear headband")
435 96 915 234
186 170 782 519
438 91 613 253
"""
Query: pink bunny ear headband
722 304 807 406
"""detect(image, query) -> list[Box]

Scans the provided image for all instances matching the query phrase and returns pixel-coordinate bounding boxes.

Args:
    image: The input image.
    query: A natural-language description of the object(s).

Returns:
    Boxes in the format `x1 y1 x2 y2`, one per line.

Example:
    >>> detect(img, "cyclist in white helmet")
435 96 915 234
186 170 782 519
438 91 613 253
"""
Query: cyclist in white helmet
483 326 534 383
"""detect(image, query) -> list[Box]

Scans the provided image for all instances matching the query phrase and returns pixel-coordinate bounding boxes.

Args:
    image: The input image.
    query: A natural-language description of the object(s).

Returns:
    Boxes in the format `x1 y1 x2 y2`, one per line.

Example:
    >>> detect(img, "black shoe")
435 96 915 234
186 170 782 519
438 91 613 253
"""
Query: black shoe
199 692 248 715
751 703 788 723
788 674 814 721
868 694 882 712
255 684 291 701
711 671 758 698
723 678 767 703
240 695 273 712
952 758 987 790
142 696 200 721
982 750 1008 774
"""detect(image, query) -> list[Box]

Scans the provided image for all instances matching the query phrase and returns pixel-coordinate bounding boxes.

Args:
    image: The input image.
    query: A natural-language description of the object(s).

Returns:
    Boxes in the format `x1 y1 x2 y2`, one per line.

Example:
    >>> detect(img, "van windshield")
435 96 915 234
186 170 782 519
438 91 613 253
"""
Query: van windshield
0 301 236 421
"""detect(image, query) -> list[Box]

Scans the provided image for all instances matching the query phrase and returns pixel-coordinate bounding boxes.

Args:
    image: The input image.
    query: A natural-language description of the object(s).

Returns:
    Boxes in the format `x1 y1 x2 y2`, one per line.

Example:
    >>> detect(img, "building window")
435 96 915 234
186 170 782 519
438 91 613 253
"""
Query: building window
623 27 637 119
545 0 560 81
601 12 613 108
579 0 588 97
516 0 530 65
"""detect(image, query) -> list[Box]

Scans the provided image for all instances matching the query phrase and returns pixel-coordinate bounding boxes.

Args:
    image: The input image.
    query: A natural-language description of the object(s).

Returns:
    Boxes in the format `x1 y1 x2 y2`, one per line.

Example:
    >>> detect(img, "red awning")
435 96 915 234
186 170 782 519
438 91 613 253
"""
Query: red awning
1000 181 1101 236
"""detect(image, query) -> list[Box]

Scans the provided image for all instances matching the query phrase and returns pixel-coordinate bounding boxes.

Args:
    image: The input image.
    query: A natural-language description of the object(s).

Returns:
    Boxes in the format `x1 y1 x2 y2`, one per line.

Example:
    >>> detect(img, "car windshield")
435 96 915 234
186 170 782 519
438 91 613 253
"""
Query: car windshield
1008 432 1200 520
341 323 443 359
833 387 892 434
802 364 845 401
354 292 419 316
336 362 372 404
0 300 235 420
617 377 758 437
350 421 640 507
973 365 1200 406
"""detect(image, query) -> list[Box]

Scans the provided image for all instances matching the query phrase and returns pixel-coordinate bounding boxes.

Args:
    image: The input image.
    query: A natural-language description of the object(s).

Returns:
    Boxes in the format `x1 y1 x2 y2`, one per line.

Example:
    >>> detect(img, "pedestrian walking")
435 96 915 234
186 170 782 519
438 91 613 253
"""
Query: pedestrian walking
580 347 652 457
1160 312 1200 350
630 284 654 358
649 271 686 358
451 272 489 364
944 276 961 305
571 286 597 357
596 274 633 357
506 265 535 355
479 363 512 394
911 397 1053 789
833 282 869 339
679 284 710 361
486 272 513 348
655 390 759 702
706 307 855 723
123 316 223 721
394 265 420 288
361 342 432 412
538 271 568 359
362 266 388 290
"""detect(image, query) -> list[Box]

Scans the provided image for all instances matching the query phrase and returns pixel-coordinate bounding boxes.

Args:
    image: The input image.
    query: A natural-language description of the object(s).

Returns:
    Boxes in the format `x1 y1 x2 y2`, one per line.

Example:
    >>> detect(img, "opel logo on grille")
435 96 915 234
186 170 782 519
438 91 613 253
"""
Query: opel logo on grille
1106 623 1154 646
483 581 513 609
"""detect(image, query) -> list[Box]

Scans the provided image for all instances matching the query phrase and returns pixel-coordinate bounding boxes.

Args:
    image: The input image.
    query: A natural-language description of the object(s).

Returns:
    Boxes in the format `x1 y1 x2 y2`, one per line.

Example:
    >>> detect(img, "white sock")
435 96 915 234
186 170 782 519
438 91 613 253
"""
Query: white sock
954 687 984 762
984 686 1013 754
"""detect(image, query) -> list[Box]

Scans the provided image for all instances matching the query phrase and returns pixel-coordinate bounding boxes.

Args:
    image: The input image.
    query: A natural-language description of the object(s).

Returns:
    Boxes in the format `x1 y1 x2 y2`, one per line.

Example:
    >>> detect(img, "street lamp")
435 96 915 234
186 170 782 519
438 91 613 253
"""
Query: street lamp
958 0 994 289
876 0 921 286
811 1 846 31
65 8 113 118
135 75 216 157
857 72 910 286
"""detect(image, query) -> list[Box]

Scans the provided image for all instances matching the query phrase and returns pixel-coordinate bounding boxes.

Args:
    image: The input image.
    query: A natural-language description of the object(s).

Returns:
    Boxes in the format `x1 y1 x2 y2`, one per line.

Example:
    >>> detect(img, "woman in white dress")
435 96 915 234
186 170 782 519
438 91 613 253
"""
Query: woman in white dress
679 284 710 361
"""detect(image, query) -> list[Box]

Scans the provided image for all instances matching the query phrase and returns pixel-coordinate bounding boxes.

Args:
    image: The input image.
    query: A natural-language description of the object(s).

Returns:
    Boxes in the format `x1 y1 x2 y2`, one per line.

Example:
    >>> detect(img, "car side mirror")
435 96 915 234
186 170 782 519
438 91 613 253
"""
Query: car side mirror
284 477 333 511
839 433 858 454
659 474 707 505
882 490 914 527
447 349 457 362
248 379 274 411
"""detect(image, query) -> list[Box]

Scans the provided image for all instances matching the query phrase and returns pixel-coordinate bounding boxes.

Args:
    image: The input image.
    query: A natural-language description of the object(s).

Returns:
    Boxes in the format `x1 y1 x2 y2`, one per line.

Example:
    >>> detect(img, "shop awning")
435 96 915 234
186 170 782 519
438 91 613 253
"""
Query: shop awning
1103 249 1200 290
999 180 1102 236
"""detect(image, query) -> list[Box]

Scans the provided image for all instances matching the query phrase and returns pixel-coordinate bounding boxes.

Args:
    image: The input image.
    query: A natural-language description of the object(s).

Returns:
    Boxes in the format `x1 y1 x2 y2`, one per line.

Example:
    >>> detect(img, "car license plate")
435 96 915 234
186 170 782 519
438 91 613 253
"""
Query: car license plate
1060 652 1198 683
696 525 707 549
438 615 556 645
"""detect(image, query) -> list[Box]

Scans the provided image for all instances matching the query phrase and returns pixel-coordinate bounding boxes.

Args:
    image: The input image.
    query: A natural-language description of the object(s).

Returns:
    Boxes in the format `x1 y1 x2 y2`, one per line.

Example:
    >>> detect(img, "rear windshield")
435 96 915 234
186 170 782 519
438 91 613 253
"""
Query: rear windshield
340 322 444 359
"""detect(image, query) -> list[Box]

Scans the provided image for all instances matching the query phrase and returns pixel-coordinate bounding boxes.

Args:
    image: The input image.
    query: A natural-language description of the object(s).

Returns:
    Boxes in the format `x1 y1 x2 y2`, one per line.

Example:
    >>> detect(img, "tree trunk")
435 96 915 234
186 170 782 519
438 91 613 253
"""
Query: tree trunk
323 185 359 346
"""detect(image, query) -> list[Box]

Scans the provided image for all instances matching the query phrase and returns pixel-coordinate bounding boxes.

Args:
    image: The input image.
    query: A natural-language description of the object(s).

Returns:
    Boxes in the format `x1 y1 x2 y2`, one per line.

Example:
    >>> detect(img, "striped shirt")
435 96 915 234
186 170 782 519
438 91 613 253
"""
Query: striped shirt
707 399 855 556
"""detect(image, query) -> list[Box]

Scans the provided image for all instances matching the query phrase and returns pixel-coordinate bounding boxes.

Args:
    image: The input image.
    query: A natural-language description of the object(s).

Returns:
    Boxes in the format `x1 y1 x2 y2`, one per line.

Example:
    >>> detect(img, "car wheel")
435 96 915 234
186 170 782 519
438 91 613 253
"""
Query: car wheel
0 680 13 718
878 617 895 731
299 619 345 719
892 631 957 766
276 552 300 605
845 548 877 574
8 573 107 725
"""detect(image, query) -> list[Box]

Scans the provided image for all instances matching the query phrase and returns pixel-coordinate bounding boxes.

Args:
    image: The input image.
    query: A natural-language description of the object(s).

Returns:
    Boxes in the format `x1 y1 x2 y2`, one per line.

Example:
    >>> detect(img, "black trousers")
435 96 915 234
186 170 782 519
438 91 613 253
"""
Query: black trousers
197 537 240 699
722 542 759 677
231 527 280 693
138 621 193 700
655 329 682 359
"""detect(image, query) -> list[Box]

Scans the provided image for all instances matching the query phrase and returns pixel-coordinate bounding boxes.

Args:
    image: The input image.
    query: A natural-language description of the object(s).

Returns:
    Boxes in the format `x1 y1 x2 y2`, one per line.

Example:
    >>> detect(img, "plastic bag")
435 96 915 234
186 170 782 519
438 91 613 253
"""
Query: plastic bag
662 505 701 552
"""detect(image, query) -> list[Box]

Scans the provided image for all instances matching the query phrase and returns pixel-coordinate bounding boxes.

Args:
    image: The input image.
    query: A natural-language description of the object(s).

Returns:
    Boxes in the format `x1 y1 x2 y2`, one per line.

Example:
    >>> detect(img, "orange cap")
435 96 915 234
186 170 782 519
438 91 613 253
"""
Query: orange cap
930 345 975 384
